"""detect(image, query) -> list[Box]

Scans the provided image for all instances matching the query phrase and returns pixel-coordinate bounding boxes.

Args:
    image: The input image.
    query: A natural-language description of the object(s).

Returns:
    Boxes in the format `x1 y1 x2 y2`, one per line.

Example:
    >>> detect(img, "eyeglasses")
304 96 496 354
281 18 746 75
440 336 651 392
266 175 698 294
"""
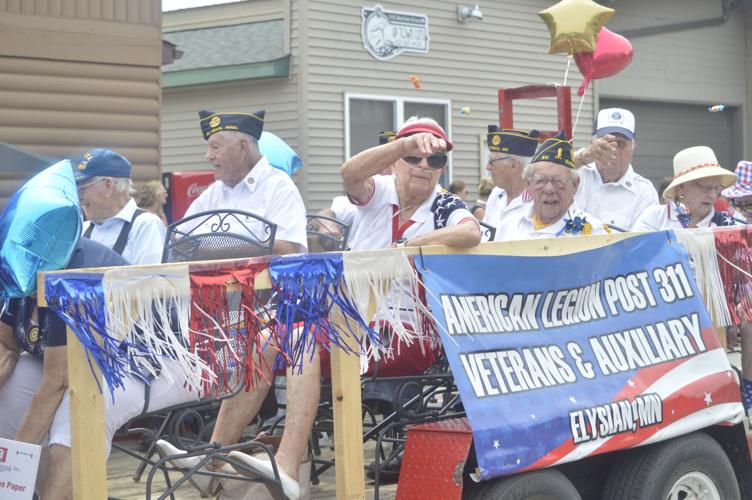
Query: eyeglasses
530 176 570 190
690 182 724 194
76 178 106 193
487 156 513 166
401 153 448 170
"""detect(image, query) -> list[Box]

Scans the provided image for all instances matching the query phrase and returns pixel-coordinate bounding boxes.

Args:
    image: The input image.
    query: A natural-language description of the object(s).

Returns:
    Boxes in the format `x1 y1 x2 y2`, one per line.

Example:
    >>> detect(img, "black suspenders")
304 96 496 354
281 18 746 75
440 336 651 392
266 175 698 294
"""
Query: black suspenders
83 208 146 256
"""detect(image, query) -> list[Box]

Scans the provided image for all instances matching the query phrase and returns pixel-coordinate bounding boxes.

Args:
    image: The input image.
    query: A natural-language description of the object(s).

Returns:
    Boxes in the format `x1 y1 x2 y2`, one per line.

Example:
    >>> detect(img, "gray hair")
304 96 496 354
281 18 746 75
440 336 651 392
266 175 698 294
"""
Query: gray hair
398 116 446 136
87 176 134 196
522 162 579 184
220 130 258 149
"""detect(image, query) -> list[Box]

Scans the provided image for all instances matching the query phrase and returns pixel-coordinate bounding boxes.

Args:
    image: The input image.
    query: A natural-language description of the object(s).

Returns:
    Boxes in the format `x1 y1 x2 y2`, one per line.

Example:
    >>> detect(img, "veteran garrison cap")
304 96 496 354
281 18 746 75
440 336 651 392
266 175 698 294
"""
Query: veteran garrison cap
487 126 540 156
198 110 265 140
74 149 132 182
530 131 575 169
379 130 396 145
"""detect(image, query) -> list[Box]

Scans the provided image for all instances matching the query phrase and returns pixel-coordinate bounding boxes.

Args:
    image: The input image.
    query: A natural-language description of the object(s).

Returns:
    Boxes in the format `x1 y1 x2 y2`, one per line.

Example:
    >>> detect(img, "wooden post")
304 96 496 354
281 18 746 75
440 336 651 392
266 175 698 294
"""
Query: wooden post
38 275 108 499
330 303 367 499
66 326 108 499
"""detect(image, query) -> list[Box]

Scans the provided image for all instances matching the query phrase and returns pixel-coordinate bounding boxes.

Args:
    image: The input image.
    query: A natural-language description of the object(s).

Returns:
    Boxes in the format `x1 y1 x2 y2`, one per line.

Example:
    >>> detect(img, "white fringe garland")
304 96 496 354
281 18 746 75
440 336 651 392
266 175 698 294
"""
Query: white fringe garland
102 265 211 392
673 228 732 327
343 249 439 373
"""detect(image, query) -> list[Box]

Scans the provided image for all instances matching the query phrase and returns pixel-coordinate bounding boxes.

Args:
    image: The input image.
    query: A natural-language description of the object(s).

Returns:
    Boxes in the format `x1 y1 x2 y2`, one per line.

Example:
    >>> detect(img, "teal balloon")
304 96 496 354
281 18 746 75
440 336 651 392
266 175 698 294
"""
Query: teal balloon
0 160 82 297
259 132 303 176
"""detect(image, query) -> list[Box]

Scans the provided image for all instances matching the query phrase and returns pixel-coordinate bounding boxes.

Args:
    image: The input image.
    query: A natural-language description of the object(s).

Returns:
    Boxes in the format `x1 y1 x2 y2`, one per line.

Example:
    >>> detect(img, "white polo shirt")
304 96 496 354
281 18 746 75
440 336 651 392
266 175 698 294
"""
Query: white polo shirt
496 206 609 241
482 187 533 240
632 204 735 231
575 163 658 231
349 175 476 251
184 156 307 251
82 197 165 265
330 195 357 227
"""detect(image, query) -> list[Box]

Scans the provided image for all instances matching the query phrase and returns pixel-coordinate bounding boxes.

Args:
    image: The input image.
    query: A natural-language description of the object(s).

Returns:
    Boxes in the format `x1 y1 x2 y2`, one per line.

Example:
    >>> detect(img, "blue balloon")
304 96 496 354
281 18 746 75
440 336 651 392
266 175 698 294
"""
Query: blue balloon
0 160 82 297
258 132 303 176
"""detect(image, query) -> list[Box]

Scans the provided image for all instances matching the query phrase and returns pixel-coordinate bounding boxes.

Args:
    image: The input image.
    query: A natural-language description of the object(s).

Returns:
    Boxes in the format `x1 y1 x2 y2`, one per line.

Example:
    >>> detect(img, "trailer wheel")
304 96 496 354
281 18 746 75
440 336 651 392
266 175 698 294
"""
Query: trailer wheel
471 469 581 500
601 432 740 500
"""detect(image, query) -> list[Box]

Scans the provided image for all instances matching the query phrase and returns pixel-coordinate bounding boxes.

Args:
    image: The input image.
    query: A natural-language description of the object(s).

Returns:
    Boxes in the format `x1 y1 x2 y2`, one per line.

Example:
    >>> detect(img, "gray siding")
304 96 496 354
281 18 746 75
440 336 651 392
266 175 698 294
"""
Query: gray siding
302 0 595 210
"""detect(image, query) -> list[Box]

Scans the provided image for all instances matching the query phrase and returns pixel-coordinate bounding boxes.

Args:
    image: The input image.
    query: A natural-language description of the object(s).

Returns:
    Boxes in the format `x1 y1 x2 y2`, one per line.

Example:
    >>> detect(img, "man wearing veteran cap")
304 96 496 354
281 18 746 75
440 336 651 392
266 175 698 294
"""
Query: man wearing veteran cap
482 126 538 233
633 146 737 230
496 132 610 241
75 148 166 264
184 110 307 254
573 108 658 230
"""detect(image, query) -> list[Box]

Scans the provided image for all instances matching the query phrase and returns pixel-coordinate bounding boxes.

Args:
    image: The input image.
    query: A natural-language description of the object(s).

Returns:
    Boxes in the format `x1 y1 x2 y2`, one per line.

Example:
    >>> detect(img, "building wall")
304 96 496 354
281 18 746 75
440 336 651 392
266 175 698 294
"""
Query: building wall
598 0 750 172
0 1 162 203
160 0 301 187
301 0 595 211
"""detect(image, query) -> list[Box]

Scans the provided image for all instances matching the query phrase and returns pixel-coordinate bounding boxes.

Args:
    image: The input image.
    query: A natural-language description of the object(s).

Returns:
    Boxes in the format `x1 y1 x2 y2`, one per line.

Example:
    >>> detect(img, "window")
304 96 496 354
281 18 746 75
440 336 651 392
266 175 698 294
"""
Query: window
345 94 452 183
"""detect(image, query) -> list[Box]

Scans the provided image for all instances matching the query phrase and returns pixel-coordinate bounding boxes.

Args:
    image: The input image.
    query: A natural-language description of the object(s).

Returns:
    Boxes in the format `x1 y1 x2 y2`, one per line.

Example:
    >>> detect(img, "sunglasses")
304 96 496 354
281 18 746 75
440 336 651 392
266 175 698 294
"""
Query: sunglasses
401 153 448 169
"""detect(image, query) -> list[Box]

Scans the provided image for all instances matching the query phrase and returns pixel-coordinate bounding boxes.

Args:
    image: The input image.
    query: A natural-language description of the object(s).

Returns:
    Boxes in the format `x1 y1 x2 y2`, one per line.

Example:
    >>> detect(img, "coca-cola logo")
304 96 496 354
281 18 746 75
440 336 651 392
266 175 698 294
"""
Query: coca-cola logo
187 182 209 198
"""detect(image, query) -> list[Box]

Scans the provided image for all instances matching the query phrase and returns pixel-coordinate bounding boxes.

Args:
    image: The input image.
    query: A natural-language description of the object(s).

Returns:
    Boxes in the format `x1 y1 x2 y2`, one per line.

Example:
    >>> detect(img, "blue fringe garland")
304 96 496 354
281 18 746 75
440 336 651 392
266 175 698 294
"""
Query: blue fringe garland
269 253 379 373
44 272 153 399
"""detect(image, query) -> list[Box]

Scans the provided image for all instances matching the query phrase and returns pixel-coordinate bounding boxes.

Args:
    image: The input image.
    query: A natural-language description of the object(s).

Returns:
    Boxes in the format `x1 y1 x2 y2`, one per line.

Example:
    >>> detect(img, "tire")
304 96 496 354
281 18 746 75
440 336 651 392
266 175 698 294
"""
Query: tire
471 469 581 500
601 431 740 500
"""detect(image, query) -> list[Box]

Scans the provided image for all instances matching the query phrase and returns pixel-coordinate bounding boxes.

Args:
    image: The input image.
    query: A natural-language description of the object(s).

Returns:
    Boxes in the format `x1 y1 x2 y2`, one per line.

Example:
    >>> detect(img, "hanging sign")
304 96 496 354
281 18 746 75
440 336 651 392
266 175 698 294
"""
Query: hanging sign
362 5 429 61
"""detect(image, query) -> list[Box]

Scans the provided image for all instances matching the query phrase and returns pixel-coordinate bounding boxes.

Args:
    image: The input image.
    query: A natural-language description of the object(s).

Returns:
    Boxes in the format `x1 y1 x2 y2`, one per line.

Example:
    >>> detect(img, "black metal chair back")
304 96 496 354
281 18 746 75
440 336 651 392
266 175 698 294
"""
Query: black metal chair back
479 221 496 242
305 214 350 252
162 209 277 263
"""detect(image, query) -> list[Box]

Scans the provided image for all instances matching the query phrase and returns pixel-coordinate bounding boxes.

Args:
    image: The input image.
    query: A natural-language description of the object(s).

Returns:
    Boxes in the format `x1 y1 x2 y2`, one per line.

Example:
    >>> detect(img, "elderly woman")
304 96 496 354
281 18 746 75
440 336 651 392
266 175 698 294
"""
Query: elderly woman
496 132 610 241
0 237 198 499
633 146 737 230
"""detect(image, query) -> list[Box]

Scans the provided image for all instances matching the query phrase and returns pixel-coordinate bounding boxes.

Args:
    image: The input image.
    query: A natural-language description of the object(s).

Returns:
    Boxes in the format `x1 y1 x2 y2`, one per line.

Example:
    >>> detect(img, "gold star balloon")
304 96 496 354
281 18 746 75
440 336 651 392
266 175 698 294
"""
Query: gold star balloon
539 0 615 55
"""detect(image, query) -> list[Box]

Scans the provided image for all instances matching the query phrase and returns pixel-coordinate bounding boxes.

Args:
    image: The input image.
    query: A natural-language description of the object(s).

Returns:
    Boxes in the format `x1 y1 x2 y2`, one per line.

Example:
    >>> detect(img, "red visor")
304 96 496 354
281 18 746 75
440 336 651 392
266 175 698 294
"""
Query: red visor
395 123 454 151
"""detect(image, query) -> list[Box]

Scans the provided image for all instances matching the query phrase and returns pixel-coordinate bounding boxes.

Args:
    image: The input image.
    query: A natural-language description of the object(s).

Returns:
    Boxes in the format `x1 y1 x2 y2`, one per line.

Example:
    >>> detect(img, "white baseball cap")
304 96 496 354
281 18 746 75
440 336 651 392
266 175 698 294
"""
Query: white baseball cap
594 108 635 141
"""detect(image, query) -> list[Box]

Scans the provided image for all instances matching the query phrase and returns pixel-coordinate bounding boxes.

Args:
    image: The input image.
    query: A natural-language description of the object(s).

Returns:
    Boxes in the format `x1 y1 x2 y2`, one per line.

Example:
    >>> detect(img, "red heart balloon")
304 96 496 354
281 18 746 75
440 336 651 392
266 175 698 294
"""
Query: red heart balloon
575 27 633 96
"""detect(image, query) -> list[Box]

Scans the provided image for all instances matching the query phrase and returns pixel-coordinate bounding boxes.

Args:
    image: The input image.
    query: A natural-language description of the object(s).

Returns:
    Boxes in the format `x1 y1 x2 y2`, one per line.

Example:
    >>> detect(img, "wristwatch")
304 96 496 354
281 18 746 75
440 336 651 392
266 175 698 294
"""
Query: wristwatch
395 238 408 248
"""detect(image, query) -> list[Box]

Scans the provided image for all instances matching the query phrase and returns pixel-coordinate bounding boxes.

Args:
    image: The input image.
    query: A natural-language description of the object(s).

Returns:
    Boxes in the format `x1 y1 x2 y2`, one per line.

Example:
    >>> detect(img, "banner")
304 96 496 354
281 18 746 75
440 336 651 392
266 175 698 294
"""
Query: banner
420 231 743 481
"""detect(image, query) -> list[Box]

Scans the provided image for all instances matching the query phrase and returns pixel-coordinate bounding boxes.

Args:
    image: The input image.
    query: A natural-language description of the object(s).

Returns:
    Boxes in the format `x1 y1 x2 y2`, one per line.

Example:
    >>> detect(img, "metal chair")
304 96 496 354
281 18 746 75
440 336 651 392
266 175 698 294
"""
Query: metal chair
162 209 277 263
305 214 350 252
479 221 496 242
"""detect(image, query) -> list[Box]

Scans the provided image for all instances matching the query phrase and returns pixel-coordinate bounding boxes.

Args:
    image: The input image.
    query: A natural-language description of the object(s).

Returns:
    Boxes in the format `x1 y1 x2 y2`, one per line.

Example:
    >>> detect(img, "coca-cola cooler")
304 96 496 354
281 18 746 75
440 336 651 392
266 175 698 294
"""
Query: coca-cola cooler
162 171 216 223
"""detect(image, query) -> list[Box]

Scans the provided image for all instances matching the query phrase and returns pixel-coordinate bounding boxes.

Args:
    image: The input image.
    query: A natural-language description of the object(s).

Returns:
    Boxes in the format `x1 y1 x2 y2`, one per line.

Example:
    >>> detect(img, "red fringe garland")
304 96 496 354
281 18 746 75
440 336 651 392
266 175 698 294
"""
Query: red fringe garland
188 261 275 397
715 226 752 324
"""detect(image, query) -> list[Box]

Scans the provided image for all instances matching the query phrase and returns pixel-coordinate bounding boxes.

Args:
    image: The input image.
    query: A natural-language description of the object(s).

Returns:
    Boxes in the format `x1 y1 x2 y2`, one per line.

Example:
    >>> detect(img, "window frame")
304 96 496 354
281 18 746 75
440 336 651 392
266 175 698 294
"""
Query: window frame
344 92 453 181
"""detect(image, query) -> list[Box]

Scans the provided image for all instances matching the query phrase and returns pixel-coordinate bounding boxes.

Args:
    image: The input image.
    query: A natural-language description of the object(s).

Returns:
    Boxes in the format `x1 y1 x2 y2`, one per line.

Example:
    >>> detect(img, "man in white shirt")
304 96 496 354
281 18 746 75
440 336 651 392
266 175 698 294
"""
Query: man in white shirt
572 108 658 231
497 132 610 241
480 126 539 237
183 110 307 254
75 149 165 264
159 110 310 499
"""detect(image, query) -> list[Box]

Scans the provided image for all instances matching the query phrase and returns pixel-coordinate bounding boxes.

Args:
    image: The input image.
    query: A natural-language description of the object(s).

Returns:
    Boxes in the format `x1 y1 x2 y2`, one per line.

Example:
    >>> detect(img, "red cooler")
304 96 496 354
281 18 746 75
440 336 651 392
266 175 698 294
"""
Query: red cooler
163 171 215 223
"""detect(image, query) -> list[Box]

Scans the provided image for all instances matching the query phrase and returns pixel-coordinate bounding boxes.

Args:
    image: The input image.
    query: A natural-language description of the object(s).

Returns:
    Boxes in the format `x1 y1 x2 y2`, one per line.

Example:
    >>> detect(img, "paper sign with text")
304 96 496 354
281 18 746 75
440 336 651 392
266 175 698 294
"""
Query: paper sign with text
0 438 41 500
420 231 743 480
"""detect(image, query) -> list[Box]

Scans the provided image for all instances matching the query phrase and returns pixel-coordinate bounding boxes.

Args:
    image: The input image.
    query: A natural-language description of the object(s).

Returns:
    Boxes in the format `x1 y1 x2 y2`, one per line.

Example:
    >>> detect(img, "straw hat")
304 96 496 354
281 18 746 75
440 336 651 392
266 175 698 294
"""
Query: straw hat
662 146 737 201
721 161 752 199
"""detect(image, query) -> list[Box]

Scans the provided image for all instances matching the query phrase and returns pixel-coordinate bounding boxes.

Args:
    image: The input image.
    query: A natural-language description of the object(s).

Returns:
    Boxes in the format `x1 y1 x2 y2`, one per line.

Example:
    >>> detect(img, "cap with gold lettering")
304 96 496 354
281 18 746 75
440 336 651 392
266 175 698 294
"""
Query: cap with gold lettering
379 130 396 145
530 131 575 169
487 126 540 156
198 110 265 140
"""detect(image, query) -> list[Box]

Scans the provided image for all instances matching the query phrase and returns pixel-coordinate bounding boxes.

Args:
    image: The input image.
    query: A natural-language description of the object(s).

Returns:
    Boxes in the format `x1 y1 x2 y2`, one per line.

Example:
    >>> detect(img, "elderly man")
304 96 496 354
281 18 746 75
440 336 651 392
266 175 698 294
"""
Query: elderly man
482 126 539 233
75 149 166 264
183 110 308 254
496 132 609 241
157 110 311 500
573 108 658 231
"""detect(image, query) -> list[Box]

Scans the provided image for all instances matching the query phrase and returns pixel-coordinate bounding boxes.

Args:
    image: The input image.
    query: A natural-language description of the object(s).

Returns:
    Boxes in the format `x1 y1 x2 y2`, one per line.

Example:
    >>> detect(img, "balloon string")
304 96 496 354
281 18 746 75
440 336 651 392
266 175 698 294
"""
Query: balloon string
572 90 587 138
563 55 572 87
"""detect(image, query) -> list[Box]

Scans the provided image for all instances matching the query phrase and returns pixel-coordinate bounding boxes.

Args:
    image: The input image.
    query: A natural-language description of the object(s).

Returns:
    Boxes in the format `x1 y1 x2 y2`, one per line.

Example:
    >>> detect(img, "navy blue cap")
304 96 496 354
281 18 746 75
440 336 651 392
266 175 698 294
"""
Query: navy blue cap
74 149 132 182
530 131 575 169
487 126 540 156
199 110 265 140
